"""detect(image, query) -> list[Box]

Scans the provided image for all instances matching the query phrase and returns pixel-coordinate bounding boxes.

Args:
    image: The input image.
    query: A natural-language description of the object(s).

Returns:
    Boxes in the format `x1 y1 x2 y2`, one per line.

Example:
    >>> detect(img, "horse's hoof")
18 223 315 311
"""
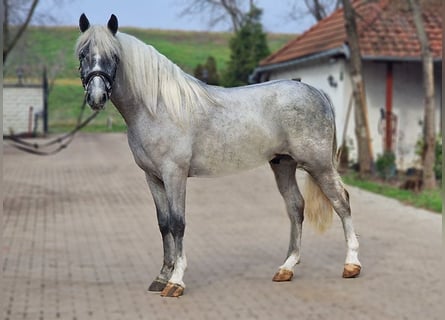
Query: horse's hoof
343 264 361 278
148 278 168 292
272 269 293 282
160 282 184 297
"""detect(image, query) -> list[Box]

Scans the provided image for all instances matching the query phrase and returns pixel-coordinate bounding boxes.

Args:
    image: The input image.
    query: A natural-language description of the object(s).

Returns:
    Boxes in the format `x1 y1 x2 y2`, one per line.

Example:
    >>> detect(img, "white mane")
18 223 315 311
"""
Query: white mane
76 26 216 123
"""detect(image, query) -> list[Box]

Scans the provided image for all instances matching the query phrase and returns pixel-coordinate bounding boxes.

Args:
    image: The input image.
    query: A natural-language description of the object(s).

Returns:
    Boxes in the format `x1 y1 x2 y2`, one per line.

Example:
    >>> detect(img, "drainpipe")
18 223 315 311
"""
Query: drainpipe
385 62 393 152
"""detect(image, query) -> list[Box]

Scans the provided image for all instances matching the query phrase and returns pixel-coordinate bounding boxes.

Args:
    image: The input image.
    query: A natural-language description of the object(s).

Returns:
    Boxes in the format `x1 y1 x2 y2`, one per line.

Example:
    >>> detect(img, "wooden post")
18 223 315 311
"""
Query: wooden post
43 67 49 135
28 106 34 136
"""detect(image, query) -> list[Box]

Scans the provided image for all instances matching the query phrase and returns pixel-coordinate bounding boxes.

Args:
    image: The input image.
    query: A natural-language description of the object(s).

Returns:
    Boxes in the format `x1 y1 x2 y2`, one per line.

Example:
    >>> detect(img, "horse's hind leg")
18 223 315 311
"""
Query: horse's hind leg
309 166 361 278
270 157 304 282
145 173 175 292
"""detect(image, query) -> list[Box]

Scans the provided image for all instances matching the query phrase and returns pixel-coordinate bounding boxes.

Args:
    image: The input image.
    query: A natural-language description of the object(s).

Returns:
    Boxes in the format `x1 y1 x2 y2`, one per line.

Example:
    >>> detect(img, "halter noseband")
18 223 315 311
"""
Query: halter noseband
81 70 115 97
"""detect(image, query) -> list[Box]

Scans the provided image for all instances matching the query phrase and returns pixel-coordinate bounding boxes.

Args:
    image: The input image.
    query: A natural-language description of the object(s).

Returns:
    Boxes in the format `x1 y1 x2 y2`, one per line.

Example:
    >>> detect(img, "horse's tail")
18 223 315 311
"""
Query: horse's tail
303 91 337 233
303 175 334 233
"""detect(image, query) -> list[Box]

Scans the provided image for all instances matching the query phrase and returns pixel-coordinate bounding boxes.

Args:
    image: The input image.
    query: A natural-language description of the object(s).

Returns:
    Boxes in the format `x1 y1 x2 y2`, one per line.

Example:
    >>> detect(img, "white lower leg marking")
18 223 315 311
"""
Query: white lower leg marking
343 217 361 266
169 254 187 287
280 252 300 271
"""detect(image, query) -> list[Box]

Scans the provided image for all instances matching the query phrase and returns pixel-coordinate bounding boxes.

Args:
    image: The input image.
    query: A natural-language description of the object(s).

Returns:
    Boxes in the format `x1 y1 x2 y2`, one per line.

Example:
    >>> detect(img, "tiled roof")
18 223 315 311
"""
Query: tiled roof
260 0 442 66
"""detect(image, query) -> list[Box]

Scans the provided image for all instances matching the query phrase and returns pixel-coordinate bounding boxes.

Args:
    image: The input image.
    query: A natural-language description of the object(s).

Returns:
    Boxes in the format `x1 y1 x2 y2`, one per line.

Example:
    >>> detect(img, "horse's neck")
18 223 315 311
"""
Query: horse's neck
110 79 151 127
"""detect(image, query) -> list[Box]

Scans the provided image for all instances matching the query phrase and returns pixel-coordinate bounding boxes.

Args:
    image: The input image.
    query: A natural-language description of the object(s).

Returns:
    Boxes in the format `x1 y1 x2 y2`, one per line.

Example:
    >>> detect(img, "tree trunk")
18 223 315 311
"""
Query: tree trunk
3 0 40 63
3 0 9 62
220 0 243 32
408 0 436 189
341 0 373 176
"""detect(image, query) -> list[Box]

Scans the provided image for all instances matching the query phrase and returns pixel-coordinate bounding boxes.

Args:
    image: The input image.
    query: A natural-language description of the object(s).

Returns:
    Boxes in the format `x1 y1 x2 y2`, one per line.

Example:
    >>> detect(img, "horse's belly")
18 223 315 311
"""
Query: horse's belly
189 132 284 177
189 152 269 177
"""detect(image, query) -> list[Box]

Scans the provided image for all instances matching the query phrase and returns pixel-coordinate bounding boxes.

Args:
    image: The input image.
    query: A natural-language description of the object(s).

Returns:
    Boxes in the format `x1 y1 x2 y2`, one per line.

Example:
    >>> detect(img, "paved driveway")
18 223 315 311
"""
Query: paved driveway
2 133 442 320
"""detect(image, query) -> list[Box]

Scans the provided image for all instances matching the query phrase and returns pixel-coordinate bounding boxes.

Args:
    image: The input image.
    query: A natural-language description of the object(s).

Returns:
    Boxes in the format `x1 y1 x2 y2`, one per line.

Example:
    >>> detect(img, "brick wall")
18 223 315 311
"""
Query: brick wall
3 85 44 135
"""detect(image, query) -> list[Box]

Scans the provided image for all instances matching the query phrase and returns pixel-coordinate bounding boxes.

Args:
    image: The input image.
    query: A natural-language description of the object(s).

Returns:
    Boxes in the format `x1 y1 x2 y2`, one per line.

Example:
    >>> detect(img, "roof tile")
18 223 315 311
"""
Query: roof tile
261 0 442 66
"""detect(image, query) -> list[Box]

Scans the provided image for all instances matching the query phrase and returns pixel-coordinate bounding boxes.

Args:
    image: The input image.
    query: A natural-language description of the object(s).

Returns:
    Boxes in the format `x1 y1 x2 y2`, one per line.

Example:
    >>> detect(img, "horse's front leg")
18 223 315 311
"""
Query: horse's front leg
146 173 175 292
158 166 188 297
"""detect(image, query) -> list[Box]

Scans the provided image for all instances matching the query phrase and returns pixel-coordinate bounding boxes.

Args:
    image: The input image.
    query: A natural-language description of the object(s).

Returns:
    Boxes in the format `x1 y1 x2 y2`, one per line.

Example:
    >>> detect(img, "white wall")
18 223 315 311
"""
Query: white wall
267 59 442 170
361 61 441 169
3 85 44 135
268 58 350 145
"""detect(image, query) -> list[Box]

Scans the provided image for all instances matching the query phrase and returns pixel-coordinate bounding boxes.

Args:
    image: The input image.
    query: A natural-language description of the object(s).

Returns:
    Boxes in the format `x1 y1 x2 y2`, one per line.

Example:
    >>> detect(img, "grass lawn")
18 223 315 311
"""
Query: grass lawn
343 172 442 213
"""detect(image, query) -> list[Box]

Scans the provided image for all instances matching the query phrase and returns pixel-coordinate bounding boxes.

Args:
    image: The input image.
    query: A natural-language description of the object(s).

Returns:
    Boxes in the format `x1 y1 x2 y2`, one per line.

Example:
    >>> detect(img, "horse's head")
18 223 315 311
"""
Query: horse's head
77 14 120 110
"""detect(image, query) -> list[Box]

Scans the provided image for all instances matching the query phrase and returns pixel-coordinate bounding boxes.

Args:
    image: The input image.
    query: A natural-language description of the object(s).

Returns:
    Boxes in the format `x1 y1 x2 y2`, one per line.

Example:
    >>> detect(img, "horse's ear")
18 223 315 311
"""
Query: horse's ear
107 14 118 35
79 13 90 33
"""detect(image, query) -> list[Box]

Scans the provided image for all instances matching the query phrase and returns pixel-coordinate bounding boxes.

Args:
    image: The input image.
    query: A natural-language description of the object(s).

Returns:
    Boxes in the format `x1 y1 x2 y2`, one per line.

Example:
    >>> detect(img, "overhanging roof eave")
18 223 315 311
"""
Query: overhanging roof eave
250 45 350 83
250 47 442 83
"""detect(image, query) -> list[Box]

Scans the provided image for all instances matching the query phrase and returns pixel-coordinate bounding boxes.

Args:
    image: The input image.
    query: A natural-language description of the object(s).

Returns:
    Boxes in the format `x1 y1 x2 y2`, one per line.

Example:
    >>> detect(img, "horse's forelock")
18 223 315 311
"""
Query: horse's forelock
75 26 120 60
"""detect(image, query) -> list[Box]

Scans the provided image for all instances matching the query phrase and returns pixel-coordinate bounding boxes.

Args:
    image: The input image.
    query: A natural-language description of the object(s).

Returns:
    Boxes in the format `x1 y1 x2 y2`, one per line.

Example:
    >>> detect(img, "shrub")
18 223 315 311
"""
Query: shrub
375 151 396 180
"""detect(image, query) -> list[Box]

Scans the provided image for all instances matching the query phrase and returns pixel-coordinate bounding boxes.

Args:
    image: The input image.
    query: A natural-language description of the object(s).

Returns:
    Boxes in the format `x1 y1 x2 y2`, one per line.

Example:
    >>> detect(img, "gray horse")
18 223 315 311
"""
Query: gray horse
76 14 361 297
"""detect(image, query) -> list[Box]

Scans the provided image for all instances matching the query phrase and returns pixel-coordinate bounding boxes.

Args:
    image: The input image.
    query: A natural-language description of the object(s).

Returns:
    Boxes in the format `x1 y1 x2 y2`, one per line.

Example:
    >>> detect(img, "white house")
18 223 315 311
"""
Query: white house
251 0 442 170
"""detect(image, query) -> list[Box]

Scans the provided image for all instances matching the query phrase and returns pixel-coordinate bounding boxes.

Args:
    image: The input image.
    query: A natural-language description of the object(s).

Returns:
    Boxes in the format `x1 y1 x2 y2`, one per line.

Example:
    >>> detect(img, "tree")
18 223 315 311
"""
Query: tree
288 0 341 23
222 5 270 87
407 0 436 189
194 56 220 85
3 0 39 62
204 56 220 85
2 0 70 63
178 0 256 32
341 0 373 176
194 63 205 80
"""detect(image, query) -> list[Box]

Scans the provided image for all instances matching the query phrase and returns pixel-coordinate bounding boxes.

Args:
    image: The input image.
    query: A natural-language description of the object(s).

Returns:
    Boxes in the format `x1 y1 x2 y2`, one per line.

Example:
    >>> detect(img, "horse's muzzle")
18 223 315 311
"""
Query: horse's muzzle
85 76 110 110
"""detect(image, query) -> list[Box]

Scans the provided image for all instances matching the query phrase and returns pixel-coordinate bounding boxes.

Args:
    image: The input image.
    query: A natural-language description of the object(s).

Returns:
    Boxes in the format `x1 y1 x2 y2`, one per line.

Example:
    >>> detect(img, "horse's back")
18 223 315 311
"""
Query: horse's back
210 80 336 145
212 80 334 122
188 80 336 177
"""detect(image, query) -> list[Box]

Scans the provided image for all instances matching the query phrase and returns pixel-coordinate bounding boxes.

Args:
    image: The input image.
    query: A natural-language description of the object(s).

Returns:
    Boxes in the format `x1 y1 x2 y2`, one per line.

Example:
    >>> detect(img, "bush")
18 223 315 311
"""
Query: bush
193 56 220 85
375 151 396 180
222 5 270 87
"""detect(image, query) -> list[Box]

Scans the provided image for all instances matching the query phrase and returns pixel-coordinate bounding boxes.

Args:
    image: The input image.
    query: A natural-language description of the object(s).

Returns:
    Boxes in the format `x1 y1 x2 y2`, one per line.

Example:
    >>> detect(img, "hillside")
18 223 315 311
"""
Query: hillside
4 26 295 132
4 26 295 80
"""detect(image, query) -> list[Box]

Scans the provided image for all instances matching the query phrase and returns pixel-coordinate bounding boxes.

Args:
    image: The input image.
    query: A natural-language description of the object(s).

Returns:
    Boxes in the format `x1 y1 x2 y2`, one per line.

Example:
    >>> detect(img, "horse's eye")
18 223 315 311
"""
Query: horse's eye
79 50 86 61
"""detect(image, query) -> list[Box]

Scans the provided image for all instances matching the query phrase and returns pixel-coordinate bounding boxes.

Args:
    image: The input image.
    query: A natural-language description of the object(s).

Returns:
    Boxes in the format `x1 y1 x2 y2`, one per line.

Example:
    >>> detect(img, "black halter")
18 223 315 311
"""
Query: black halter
81 70 115 97
80 56 119 98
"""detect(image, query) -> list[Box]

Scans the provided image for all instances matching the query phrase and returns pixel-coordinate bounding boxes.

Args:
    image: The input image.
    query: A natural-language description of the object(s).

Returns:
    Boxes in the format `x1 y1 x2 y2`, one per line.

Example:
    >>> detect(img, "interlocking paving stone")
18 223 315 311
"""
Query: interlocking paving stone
2 133 442 320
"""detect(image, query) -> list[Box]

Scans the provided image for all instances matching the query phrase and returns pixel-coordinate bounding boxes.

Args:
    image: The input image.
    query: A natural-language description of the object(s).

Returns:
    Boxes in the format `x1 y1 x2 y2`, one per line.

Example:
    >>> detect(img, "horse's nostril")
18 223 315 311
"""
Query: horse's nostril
102 93 107 101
